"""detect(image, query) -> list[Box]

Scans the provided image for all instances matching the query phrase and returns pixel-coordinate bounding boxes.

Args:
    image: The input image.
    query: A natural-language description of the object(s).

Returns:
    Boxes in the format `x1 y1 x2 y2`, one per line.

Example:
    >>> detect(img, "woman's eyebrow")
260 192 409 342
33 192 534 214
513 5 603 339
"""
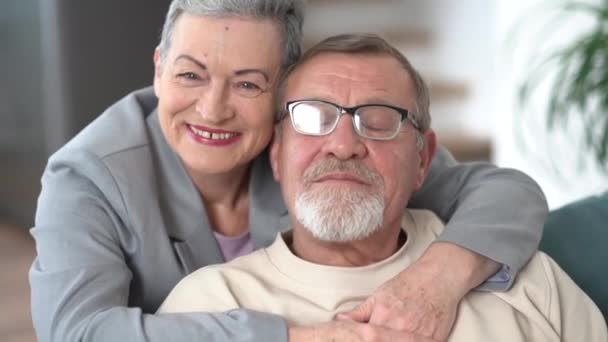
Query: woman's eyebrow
234 69 269 82
174 54 269 82
174 54 206 70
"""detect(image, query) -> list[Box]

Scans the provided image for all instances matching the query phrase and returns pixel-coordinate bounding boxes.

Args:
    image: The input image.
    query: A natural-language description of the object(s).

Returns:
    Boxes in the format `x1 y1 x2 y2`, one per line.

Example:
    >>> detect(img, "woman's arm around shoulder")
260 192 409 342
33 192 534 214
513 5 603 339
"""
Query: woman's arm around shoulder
410 145 548 286
30 148 287 342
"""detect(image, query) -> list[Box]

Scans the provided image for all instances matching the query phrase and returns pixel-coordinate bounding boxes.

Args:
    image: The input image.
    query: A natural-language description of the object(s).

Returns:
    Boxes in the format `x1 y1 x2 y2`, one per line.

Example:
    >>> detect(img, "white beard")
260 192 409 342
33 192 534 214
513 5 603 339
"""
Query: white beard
294 185 385 242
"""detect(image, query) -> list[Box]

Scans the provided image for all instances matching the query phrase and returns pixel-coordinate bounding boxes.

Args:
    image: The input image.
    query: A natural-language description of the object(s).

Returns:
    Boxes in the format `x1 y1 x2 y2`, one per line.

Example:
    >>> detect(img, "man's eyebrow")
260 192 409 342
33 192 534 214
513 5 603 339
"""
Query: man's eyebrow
364 94 392 104
360 96 404 107
175 54 206 70
234 69 269 83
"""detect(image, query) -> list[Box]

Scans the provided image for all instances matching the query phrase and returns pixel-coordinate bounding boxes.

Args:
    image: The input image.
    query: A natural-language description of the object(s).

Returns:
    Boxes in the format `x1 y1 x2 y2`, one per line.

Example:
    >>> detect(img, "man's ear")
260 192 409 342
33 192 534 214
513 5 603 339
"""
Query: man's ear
153 48 162 97
414 129 437 190
269 125 282 182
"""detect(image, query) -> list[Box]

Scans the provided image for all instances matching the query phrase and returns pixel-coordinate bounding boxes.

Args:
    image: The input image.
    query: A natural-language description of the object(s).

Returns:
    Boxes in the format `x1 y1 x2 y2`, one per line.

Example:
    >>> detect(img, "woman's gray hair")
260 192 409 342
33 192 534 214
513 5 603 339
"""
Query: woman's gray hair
158 0 305 69
277 33 432 132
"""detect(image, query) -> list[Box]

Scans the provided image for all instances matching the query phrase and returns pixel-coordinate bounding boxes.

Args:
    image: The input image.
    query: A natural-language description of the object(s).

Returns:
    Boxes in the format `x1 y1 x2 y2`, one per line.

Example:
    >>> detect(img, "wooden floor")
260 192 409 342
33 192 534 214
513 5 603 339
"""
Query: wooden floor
0 224 37 342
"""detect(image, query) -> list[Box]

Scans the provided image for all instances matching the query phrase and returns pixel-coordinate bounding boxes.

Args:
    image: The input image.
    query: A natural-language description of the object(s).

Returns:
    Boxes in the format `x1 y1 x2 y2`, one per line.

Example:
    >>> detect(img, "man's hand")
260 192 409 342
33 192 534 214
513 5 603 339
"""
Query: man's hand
336 242 500 341
288 321 437 342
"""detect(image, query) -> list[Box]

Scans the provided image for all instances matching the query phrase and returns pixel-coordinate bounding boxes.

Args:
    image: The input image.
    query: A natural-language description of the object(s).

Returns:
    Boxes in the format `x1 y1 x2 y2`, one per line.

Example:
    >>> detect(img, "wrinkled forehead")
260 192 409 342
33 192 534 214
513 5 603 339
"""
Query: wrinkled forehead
283 52 416 107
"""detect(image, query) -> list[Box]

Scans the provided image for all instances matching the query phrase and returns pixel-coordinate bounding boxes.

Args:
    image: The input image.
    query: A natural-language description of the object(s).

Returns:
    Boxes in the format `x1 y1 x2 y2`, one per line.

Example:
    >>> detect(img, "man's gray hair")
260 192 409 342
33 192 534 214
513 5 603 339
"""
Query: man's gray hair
158 0 305 68
277 33 432 131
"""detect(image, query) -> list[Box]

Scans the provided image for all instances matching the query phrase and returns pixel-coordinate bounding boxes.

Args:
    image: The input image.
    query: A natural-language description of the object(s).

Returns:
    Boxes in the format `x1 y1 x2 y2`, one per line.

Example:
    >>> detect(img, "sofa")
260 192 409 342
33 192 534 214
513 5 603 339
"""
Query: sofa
539 191 608 320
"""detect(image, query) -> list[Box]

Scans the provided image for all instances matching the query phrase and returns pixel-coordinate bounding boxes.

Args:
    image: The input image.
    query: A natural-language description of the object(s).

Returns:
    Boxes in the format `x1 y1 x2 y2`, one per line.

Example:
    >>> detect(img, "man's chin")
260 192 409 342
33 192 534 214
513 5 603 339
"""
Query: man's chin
304 225 380 243
294 188 385 242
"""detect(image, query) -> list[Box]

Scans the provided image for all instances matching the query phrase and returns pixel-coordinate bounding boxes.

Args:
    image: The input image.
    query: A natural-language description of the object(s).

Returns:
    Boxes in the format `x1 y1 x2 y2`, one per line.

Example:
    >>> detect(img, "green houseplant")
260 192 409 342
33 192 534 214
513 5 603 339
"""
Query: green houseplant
516 2 608 318
517 0 608 172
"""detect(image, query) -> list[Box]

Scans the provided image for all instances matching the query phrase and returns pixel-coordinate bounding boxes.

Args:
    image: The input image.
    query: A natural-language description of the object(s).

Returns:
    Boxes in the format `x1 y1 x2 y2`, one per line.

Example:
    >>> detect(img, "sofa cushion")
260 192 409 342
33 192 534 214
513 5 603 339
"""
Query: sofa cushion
539 191 608 319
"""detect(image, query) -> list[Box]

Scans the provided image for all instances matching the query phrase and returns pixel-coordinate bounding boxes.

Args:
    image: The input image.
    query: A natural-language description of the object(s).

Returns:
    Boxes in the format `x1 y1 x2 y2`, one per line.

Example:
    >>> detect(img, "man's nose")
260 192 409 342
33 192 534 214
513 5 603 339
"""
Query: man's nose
195 82 234 123
320 115 367 160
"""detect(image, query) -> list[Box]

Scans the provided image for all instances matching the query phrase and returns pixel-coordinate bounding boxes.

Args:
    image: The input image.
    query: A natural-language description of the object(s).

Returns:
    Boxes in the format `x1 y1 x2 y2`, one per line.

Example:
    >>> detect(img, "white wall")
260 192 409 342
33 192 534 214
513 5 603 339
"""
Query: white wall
306 0 496 137
308 0 607 209
494 0 608 208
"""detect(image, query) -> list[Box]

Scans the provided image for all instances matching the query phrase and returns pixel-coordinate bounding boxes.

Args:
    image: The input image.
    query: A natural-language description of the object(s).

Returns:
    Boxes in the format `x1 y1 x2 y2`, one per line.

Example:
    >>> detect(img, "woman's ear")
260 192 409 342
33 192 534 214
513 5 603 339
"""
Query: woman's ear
269 126 282 182
153 48 163 96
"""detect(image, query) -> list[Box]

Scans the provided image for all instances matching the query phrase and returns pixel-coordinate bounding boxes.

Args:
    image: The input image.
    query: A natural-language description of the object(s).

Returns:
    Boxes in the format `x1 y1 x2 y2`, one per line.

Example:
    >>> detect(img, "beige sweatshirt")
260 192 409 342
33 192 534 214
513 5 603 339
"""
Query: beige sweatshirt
159 209 607 341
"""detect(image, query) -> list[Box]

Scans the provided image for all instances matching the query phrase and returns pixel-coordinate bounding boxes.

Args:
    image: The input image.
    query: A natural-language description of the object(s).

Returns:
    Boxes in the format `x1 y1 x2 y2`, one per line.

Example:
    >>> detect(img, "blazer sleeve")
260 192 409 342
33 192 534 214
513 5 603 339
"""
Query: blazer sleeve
29 149 287 342
408 146 548 290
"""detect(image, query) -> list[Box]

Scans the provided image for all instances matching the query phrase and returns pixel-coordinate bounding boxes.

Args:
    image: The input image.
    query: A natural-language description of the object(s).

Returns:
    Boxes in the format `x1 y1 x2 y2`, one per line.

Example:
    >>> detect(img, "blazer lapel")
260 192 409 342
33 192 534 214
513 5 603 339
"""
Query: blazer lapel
147 112 289 271
147 112 224 272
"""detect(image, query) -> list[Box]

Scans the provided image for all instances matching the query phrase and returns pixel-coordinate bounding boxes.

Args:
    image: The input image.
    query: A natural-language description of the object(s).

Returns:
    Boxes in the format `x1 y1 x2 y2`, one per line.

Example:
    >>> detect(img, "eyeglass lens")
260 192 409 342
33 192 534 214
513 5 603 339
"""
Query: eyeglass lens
290 101 402 139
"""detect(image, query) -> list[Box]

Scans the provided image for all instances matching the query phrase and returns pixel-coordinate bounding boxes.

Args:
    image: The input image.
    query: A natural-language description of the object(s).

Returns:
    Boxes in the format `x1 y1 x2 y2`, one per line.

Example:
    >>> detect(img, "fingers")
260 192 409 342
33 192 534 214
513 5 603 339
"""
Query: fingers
355 323 438 342
367 301 453 340
291 320 439 342
354 275 457 341
335 299 374 323
371 314 415 333
367 299 407 326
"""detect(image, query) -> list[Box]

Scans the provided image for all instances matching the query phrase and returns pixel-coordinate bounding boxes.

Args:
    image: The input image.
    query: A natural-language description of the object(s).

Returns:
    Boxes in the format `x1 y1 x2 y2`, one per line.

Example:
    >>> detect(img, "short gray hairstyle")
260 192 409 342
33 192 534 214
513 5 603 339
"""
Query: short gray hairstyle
277 33 431 131
158 0 305 69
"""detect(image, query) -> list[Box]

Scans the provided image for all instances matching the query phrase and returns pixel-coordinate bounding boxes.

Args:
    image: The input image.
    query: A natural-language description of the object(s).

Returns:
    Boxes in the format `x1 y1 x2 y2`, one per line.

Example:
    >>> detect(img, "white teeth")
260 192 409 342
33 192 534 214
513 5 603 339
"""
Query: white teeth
190 126 236 140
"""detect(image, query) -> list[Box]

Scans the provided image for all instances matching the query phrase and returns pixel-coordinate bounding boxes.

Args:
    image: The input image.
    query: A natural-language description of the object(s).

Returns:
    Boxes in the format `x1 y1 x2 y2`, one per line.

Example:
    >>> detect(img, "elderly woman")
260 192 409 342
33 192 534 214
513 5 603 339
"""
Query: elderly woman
29 1 547 342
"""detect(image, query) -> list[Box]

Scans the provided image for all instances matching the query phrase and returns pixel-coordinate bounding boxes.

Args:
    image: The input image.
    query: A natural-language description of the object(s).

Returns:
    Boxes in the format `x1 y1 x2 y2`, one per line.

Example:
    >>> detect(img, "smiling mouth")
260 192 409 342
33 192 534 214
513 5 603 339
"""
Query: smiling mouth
188 125 239 140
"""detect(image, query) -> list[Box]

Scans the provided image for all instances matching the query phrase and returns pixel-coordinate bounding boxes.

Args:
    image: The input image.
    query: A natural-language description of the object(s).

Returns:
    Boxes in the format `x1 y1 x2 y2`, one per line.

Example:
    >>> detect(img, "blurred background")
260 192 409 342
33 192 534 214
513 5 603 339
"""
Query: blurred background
1 0 606 341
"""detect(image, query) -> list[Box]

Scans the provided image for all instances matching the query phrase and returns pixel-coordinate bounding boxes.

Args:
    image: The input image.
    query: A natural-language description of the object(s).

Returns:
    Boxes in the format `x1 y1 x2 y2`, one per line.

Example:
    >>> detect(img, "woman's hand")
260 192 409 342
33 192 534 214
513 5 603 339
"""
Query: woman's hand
336 242 500 341
289 321 438 342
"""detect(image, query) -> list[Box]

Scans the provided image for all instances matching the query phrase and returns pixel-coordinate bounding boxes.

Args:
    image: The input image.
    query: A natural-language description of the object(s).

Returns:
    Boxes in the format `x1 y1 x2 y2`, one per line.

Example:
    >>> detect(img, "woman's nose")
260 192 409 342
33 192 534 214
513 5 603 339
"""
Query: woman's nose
195 82 234 123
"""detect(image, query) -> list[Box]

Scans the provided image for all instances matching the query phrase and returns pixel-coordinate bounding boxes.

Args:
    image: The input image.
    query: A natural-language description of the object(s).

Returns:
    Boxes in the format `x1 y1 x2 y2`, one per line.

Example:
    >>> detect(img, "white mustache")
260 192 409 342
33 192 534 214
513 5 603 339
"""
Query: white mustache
302 158 383 188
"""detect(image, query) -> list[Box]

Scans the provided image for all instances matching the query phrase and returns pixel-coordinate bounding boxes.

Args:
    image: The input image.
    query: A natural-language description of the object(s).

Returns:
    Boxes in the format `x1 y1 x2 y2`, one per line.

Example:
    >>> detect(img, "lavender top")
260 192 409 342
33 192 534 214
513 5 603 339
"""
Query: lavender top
213 230 255 262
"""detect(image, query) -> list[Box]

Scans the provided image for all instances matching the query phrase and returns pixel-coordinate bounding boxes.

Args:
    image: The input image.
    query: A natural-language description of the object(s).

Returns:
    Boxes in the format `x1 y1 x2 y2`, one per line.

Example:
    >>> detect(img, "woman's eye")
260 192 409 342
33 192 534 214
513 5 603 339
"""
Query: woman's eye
177 72 199 81
234 81 264 98
237 81 261 91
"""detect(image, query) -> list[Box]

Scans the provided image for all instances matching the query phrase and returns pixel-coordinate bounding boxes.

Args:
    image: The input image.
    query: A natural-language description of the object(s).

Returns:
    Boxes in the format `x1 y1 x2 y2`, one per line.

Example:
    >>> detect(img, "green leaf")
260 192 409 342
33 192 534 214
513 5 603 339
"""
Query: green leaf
516 0 608 174
599 117 608 167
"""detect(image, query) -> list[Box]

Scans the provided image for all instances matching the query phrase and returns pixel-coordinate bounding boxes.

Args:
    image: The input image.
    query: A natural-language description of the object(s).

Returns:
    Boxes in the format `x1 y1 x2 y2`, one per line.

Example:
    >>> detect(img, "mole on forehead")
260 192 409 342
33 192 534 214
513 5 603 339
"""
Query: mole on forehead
225 26 229 31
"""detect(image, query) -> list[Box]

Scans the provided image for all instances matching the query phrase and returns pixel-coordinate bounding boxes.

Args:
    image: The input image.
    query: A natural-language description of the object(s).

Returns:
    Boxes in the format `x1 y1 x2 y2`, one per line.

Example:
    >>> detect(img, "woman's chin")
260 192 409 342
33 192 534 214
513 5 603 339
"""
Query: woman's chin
181 155 252 178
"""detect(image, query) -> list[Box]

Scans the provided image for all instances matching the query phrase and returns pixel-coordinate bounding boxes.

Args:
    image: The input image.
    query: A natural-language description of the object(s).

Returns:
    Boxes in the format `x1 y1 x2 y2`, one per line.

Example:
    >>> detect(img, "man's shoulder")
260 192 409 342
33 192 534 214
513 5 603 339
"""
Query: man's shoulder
495 251 563 300
158 249 272 313
404 209 445 237
183 248 272 286
487 251 602 329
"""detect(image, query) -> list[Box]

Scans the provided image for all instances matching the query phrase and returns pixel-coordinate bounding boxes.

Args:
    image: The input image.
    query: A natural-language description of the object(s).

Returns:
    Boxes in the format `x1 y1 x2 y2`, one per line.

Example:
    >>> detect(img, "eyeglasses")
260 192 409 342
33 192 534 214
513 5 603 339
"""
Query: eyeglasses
284 100 420 140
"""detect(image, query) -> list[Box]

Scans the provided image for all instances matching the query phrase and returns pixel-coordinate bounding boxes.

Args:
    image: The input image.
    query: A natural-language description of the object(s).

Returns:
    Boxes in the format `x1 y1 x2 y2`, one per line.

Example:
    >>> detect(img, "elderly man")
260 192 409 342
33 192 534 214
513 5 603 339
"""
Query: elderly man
158 34 607 341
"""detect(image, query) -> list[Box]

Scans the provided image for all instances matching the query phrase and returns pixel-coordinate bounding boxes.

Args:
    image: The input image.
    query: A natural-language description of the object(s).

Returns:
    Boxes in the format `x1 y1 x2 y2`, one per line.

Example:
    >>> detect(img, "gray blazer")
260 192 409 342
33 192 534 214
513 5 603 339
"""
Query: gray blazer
30 87 548 342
